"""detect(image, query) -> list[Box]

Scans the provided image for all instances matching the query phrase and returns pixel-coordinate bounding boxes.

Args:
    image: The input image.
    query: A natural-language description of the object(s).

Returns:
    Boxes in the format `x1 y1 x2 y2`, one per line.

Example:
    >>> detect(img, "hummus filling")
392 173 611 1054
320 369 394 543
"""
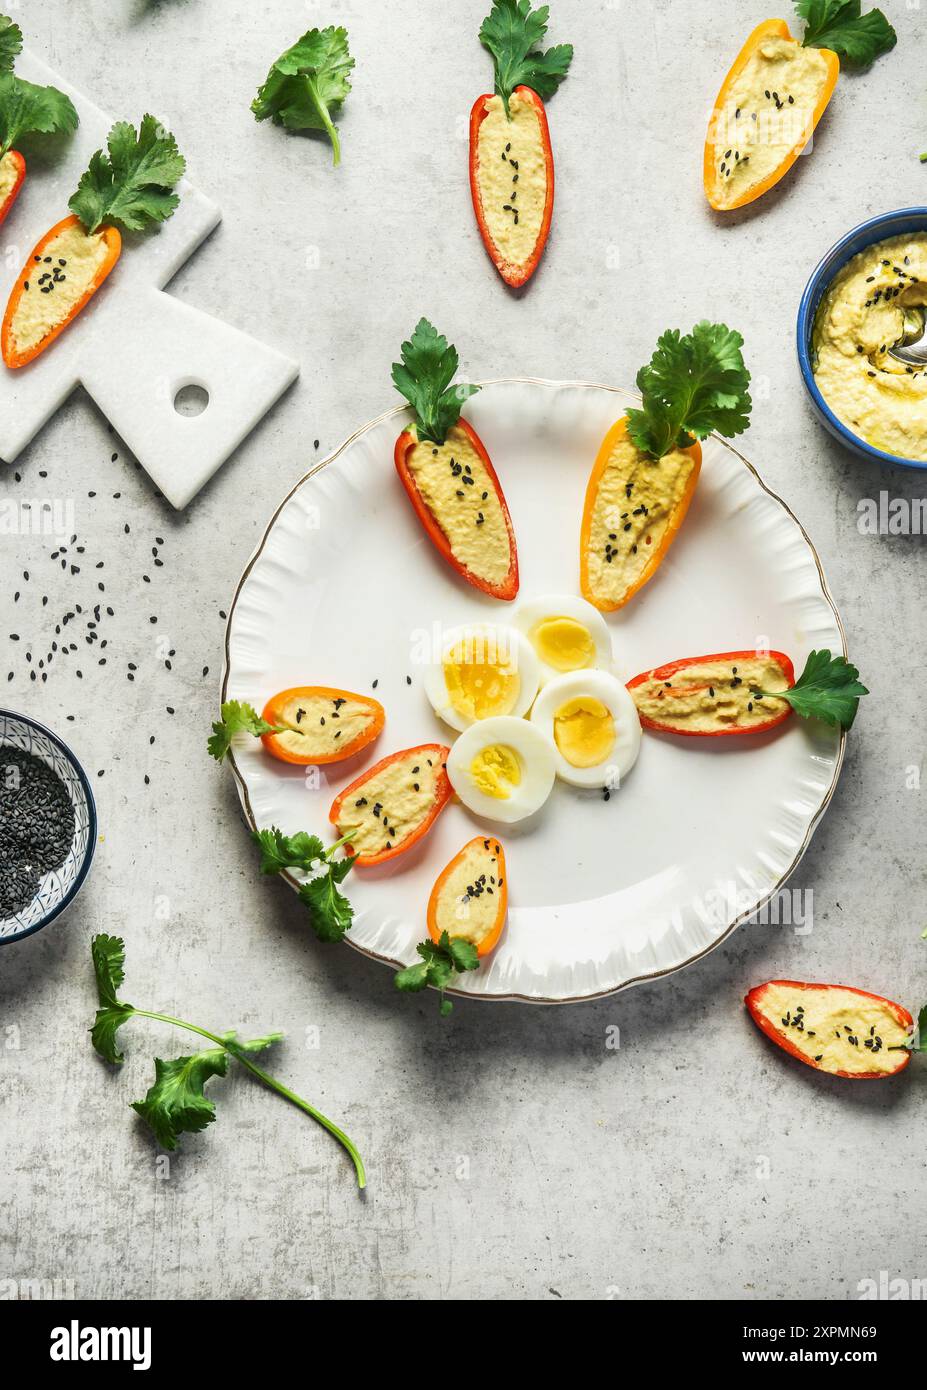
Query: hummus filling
813 232 927 461
753 984 909 1075
334 749 443 857
406 424 512 588
433 840 504 948
585 433 696 607
0 151 20 206
10 222 109 356
711 36 829 210
476 91 547 269
631 655 789 733
269 692 375 760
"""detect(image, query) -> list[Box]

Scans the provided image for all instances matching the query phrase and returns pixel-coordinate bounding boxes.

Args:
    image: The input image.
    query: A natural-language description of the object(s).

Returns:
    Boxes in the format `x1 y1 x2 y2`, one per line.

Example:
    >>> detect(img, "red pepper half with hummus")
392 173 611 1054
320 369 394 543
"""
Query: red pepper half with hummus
2 115 184 369
746 980 921 1079
580 323 752 612
329 742 452 868
0 14 78 229
705 2 896 213
392 319 518 601
469 0 572 288
628 648 867 736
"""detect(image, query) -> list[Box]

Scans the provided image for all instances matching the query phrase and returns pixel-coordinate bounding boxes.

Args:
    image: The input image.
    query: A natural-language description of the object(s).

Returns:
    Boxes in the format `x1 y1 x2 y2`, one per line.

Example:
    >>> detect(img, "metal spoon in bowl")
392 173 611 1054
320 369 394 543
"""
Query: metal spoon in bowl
888 307 927 366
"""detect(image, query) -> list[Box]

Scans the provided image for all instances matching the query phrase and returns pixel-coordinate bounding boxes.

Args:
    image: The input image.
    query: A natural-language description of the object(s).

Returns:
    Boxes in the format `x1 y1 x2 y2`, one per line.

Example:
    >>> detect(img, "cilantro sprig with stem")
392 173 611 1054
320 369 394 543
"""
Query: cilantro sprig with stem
90 935 365 1186
753 650 868 730
626 322 753 461
69 114 185 235
479 0 573 115
391 318 480 446
252 25 354 167
208 699 295 762
795 1 896 67
0 13 78 159
394 931 480 1017
253 826 357 943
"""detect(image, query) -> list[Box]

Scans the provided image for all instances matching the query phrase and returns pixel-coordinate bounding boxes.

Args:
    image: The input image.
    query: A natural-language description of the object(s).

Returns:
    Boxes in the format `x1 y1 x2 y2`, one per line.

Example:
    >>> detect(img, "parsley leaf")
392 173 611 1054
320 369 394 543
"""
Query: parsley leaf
252 26 354 166
253 826 326 875
69 114 185 235
394 931 480 1016
912 1004 927 1054
479 0 573 111
758 650 868 729
626 322 752 460
88 936 365 1183
0 72 78 158
391 318 480 446
0 14 22 72
796 0 896 66
208 700 286 762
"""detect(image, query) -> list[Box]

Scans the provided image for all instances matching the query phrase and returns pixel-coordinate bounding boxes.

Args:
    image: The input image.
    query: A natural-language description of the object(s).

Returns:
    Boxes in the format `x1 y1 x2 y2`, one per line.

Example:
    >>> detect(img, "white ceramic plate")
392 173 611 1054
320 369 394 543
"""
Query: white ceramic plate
223 380 845 1003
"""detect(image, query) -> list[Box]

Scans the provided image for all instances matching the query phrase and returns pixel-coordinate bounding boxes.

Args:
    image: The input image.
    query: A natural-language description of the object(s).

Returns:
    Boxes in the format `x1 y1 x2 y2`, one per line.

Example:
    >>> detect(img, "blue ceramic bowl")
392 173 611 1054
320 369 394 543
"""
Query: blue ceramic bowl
797 207 927 472
0 710 97 944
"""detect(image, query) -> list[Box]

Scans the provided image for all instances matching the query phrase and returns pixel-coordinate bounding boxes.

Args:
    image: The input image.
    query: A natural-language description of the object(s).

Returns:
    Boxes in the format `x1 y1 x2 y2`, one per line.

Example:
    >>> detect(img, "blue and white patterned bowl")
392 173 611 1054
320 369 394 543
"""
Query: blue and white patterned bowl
0 711 97 944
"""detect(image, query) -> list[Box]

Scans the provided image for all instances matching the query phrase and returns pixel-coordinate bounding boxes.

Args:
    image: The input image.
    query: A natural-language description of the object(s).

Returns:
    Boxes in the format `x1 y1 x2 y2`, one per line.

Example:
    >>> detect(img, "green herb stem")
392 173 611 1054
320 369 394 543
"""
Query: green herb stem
133 1010 366 1189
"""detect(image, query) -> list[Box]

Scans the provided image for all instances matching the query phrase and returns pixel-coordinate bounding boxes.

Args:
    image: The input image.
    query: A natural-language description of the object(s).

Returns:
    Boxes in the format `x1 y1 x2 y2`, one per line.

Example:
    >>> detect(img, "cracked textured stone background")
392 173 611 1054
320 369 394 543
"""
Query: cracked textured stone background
1 0 924 1301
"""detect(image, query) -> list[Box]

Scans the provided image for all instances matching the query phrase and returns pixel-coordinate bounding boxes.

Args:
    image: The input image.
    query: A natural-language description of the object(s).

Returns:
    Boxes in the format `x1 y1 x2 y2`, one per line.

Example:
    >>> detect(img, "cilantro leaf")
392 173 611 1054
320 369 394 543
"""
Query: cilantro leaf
391 318 480 446
208 700 283 761
0 73 78 158
759 650 868 729
0 15 22 72
298 856 355 942
479 0 573 110
253 826 326 876
796 0 896 66
394 931 481 1015
626 322 752 460
90 934 135 1063
131 1048 230 1151
87 936 365 1183
69 114 185 235
252 26 354 166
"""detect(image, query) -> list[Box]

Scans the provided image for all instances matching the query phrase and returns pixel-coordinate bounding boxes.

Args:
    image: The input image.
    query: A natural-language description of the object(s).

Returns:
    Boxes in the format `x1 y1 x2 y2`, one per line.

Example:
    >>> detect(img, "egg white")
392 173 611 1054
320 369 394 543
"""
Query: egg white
424 623 541 732
530 670 642 789
446 715 556 824
512 594 613 684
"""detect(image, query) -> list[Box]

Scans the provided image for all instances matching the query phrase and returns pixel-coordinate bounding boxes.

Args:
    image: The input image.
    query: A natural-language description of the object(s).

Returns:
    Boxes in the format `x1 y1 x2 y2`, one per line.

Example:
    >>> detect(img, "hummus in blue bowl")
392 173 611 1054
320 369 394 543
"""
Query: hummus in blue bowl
797 208 927 471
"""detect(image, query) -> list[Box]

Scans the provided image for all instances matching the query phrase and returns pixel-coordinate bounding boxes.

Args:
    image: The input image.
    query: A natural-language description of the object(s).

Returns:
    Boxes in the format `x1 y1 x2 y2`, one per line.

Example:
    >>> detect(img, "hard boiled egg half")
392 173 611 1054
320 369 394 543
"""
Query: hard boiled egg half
424 622 540 732
446 716 555 824
513 594 612 684
531 671 641 789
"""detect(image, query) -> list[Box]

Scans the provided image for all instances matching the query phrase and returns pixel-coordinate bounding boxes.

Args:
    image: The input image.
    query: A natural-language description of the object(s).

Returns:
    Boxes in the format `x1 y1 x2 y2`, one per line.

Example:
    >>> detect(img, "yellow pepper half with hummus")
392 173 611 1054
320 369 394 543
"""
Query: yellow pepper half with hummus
812 233 927 461
705 4 896 212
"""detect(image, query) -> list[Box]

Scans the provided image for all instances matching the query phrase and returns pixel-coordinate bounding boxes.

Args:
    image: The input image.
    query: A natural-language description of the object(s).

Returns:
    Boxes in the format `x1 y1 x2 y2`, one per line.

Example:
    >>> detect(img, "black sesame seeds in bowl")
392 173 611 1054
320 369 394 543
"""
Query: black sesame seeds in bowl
0 711 97 943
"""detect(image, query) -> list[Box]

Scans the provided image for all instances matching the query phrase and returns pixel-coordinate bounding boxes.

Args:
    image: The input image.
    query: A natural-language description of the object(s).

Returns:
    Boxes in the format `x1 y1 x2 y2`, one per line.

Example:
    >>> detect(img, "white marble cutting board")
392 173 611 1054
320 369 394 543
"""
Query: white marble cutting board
0 52 299 508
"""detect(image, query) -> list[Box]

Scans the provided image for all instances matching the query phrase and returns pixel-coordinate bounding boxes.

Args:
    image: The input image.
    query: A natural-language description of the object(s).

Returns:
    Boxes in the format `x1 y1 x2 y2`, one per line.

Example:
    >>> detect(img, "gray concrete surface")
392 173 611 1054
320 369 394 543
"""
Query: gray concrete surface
1 0 925 1301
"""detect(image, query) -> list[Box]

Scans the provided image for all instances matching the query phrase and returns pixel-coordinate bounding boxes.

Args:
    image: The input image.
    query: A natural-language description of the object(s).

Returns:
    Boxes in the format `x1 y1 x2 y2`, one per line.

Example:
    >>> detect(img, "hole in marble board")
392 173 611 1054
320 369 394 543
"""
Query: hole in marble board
173 384 210 417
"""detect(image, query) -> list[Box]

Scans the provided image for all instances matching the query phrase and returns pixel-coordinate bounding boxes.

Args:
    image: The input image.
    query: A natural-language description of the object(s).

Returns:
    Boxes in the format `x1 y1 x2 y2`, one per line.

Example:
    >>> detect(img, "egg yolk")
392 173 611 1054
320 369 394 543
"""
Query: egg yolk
532 617 595 673
554 697 615 768
444 641 520 722
469 744 522 800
